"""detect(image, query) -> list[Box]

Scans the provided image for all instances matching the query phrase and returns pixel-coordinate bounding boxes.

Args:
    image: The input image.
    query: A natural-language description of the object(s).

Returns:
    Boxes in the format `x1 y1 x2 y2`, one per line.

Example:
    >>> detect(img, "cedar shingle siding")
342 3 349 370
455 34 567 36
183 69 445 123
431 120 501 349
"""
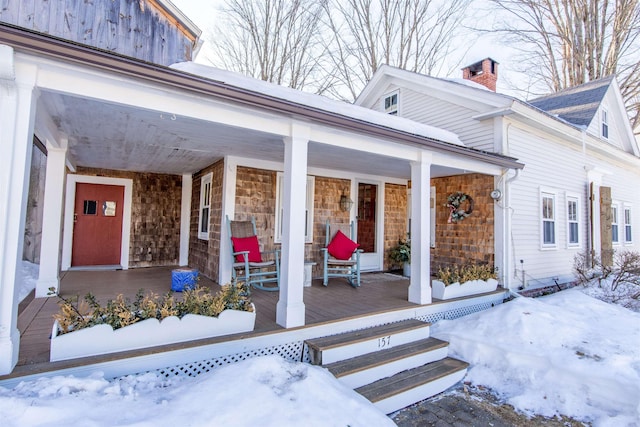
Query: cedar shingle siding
432 174 494 271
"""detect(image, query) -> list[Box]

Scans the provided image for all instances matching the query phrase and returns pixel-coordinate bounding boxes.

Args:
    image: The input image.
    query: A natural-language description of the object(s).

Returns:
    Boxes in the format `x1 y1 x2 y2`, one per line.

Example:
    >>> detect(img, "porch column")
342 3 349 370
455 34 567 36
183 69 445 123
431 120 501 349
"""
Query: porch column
276 124 309 328
0 45 37 375
408 153 432 304
179 173 192 266
36 144 67 297
219 157 237 285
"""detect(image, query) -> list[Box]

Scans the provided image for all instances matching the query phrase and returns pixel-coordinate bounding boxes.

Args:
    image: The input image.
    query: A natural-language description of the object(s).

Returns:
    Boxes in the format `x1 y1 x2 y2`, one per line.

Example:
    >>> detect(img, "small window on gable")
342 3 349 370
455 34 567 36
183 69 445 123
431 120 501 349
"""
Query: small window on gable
198 172 213 240
601 108 609 139
541 191 556 248
383 91 399 115
612 204 620 245
567 196 579 247
275 173 314 243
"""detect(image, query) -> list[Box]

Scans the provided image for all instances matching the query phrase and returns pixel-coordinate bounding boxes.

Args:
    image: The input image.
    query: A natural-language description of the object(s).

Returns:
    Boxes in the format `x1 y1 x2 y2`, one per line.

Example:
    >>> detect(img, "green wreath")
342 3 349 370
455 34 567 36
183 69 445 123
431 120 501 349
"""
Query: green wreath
446 192 474 223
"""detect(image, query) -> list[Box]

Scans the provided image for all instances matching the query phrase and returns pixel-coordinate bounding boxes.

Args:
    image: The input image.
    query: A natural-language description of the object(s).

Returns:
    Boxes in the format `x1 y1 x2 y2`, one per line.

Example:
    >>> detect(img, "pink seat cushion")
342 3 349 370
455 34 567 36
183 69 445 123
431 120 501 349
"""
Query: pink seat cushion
232 236 263 263
327 230 359 260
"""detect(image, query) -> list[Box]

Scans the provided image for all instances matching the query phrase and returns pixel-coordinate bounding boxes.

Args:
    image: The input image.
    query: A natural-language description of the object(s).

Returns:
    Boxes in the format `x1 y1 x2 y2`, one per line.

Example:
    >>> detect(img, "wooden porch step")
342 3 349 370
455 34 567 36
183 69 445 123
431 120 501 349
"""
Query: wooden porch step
325 337 449 389
355 357 469 414
305 319 430 365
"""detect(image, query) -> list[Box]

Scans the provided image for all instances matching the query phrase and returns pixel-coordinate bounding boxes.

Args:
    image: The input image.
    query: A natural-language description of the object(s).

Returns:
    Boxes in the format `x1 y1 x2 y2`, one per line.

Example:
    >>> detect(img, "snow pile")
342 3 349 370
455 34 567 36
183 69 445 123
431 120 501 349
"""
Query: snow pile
579 280 640 313
0 356 393 427
432 289 640 426
18 260 38 302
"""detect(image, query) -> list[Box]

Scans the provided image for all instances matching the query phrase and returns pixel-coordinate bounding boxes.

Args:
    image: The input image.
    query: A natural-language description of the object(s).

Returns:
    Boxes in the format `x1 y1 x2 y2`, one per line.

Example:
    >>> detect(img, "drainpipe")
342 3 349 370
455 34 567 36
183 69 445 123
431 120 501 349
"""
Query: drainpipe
502 122 521 290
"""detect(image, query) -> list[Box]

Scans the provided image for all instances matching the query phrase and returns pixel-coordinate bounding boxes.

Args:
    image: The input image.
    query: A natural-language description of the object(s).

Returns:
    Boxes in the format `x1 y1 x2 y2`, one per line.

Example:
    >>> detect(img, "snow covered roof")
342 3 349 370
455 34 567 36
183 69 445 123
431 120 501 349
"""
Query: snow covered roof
170 62 464 146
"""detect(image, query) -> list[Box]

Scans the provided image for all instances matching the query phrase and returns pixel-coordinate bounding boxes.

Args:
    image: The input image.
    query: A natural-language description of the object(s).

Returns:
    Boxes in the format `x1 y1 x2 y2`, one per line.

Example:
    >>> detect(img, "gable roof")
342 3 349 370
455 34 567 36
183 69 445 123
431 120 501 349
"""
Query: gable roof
527 76 614 128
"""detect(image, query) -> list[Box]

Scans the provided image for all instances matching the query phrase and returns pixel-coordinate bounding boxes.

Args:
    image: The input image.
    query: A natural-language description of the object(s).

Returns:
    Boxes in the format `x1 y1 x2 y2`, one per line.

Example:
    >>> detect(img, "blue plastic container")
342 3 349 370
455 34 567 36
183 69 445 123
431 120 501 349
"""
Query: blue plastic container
171 268 199 292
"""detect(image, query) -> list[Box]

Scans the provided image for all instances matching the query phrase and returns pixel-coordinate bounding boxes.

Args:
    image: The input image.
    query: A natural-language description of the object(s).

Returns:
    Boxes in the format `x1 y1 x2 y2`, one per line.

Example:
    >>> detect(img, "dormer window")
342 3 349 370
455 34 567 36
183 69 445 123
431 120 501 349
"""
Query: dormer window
601 108 609 139
383 91 399 115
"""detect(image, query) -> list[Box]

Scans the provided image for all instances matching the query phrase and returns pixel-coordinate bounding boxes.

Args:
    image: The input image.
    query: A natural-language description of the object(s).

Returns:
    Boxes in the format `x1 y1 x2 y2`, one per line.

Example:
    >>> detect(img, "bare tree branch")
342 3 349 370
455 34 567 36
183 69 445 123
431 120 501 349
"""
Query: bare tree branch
322 0 471 101
210 0 328 93
490 0 640 133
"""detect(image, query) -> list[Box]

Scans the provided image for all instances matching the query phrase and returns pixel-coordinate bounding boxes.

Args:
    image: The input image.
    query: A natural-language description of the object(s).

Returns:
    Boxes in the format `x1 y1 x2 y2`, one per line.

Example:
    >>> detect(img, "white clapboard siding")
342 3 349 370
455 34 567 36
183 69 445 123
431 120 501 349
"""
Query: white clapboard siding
506 123 589 284
402 88 495 151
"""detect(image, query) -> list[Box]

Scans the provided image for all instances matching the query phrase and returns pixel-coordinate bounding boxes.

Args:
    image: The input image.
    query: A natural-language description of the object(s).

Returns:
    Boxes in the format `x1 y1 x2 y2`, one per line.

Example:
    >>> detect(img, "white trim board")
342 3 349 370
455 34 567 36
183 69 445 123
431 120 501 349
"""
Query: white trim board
62 175 133 271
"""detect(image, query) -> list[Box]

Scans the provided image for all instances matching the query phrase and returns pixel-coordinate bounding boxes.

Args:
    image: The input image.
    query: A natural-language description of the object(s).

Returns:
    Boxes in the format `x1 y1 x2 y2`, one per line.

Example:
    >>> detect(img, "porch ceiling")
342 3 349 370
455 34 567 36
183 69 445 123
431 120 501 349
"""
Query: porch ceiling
39 91 468 179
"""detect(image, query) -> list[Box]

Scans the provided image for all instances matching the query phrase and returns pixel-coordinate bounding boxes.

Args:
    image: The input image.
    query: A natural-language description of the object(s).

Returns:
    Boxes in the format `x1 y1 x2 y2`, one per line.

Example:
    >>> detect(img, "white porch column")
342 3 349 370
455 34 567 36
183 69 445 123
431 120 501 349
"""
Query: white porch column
36 145 67 297
219 157 237 285
276 124 309 328
179 173 192 266
0 46 37 374
408 153 432 304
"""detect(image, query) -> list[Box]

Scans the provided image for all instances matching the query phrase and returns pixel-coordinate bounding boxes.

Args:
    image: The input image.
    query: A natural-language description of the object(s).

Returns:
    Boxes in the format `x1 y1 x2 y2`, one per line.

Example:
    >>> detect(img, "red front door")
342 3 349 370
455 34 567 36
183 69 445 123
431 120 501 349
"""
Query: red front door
71 183 125 267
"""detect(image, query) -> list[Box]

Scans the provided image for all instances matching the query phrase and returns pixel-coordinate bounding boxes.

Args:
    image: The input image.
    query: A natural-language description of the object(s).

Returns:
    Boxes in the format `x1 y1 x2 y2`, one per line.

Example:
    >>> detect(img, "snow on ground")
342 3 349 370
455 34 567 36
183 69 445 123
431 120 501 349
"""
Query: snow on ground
5 264 640 426
0 355 393 427
432 289 640 426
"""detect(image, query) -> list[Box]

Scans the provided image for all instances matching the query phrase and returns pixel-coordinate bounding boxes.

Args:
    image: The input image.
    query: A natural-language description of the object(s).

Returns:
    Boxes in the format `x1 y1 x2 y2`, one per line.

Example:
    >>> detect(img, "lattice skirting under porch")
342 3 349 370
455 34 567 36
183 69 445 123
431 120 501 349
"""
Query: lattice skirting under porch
154 296 504 379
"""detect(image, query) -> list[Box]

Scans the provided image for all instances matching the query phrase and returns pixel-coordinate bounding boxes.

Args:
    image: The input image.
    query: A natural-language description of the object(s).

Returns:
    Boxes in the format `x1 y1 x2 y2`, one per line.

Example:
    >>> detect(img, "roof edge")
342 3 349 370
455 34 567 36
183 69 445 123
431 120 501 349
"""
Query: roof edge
0 23 523 171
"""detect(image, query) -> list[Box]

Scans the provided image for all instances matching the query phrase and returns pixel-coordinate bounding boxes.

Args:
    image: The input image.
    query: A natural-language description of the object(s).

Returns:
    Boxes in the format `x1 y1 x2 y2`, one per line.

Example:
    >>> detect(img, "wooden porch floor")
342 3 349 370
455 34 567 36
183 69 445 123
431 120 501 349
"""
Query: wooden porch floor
16 266 416 368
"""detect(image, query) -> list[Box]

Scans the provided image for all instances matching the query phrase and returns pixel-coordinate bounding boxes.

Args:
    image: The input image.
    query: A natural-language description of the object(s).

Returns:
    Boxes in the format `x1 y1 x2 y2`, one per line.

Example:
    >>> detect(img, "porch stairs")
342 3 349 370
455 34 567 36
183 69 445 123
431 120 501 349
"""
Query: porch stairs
305 319 468 414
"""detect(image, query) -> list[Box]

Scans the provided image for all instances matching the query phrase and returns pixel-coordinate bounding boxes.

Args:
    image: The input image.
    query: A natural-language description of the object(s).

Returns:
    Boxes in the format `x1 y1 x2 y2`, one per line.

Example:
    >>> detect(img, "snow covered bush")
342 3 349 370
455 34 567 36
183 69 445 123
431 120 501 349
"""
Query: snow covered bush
573 251 640 311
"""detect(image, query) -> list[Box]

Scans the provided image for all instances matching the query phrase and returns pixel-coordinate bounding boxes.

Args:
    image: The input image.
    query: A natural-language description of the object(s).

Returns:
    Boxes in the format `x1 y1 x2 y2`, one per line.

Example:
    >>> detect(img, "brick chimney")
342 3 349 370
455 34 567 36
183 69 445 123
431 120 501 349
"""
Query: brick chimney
462 58 498 91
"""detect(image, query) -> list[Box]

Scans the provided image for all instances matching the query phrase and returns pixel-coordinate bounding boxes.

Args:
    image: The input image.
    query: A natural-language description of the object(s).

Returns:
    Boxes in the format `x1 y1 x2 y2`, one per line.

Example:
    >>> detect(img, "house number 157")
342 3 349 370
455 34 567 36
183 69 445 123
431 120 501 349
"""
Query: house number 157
378 335 391 348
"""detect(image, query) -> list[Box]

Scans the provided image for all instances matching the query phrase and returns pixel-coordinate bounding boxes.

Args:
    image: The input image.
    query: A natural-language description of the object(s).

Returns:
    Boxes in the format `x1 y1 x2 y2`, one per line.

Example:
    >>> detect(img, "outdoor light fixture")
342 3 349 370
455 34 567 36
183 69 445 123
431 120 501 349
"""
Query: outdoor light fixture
339 190 354 212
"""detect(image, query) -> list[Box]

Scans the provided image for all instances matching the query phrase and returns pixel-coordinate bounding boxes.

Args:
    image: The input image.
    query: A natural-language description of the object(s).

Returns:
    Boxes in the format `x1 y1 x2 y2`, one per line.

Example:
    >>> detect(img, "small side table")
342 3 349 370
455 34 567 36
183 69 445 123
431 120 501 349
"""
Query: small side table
171 268 199 292
304 262 316 287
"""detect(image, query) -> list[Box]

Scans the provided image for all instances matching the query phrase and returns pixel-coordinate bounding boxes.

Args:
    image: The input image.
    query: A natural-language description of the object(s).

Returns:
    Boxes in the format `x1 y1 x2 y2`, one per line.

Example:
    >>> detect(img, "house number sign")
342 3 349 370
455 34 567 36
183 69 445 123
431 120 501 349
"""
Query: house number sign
378 335 391 349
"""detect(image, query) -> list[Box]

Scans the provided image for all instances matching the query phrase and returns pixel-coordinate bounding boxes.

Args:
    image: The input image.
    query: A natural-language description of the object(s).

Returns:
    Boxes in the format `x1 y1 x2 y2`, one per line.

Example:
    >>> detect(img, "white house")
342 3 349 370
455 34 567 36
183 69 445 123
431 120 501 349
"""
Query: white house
0 23 521 378
356 59 640 290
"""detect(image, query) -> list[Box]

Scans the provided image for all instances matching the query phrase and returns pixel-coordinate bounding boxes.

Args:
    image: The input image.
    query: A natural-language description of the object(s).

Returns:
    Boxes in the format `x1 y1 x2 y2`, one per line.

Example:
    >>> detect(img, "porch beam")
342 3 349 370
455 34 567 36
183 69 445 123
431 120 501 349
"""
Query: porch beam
408 153 432 304
36 143 67 297
0 45 37 375
276 123 309 328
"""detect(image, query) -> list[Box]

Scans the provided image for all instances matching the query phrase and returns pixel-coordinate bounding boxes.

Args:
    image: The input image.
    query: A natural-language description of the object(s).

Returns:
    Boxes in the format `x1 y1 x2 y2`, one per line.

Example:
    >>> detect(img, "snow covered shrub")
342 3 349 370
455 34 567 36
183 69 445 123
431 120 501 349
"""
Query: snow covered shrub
573 251 640 310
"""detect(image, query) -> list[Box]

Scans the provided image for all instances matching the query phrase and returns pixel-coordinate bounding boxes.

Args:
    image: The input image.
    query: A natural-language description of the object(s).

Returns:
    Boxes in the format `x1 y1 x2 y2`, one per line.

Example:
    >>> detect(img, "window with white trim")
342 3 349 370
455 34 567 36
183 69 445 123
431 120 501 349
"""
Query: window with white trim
567 196 579 246
275 173 314 243
541 191 556 248
198 172 213 240
624 206 632 243
601 108 609 139
383 91 399 115
611 204 620 245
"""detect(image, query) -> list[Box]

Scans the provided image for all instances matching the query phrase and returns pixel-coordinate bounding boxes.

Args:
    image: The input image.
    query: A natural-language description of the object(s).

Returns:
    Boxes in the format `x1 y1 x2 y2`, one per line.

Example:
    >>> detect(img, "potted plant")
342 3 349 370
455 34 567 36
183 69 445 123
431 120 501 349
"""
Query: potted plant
49 282 256 362
389 238 411 277
432 264 499 299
